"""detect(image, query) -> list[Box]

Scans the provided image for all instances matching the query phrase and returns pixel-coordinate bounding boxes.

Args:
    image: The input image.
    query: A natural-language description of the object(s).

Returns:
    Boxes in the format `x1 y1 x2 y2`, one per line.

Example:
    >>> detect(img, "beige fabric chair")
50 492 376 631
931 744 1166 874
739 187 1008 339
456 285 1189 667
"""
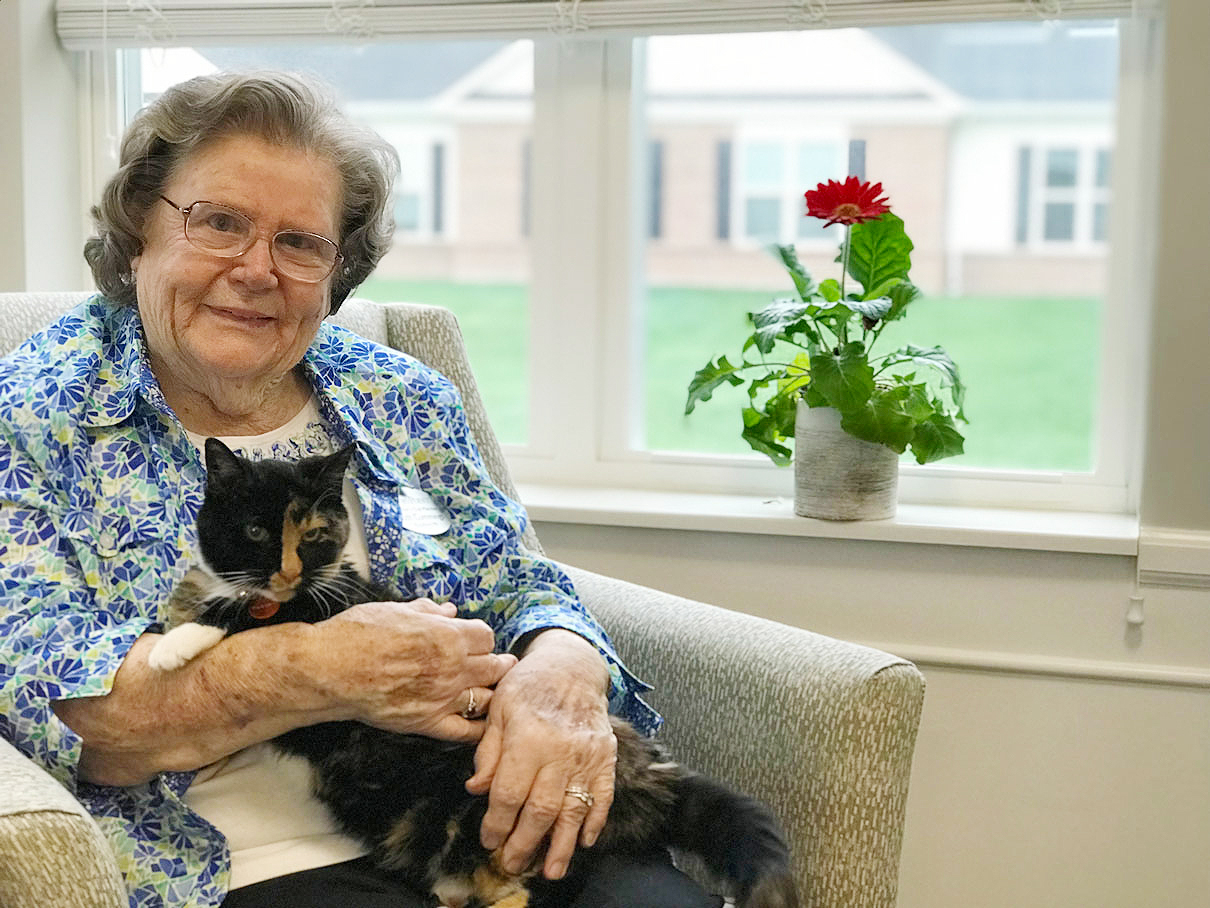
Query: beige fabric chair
0 291 925 908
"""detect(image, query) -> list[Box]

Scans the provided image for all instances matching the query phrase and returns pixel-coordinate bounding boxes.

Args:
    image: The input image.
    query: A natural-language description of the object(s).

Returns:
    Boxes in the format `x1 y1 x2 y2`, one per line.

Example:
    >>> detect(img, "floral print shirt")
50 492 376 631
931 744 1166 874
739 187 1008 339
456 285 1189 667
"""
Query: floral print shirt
0 297 658 908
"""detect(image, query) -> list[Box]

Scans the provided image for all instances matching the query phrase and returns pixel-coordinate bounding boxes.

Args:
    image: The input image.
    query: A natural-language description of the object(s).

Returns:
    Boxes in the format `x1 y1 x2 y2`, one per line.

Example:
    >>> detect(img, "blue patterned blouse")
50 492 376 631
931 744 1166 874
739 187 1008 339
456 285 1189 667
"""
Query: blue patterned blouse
0 297 658 907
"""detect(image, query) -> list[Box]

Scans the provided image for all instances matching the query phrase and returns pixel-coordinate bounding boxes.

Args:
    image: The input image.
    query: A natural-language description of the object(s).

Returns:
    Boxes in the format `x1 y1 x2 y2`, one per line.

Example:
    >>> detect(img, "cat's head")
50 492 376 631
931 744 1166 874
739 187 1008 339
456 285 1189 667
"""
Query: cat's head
197 438 356 603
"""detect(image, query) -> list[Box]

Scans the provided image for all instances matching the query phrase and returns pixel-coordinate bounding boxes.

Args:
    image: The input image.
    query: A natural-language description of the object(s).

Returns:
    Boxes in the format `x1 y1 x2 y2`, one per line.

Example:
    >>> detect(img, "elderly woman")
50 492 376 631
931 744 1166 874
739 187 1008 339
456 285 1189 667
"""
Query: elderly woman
0 72 719 908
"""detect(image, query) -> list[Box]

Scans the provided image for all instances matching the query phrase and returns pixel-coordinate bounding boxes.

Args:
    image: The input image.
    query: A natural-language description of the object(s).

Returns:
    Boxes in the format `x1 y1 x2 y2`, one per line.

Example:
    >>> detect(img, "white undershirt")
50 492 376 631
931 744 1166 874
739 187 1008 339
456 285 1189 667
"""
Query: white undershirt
182 397 372 890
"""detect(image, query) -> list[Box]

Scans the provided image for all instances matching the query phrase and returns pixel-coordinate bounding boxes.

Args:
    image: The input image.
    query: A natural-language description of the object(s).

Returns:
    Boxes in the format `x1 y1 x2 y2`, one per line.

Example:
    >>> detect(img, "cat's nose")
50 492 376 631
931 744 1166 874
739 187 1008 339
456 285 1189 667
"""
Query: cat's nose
270 566 301 592
277 550 303 585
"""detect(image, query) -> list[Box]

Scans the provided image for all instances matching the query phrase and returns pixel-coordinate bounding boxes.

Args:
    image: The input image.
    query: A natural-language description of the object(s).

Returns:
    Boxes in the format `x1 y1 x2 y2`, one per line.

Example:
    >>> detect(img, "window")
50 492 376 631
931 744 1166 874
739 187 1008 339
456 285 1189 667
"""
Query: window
736 137 847 245
630 25 1125 499
95 12 1139 513
1018 144 1114 247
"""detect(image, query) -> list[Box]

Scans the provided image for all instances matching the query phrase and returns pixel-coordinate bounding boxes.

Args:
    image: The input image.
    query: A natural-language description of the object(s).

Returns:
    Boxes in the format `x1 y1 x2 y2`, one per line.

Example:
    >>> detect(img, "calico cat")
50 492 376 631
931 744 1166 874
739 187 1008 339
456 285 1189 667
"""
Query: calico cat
149 438 799 908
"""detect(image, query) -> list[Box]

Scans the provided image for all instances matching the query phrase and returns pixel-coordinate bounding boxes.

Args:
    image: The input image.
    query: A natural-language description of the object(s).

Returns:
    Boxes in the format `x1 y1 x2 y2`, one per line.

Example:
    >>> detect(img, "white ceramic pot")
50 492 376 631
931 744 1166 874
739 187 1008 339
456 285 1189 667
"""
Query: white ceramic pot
794 400 898 520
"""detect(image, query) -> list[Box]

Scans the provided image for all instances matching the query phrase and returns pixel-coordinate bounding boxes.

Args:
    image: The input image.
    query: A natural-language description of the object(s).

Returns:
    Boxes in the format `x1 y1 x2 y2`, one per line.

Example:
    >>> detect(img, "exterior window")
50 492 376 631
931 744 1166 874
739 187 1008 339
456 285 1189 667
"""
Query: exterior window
736 139 845 246
1021 144 1113 248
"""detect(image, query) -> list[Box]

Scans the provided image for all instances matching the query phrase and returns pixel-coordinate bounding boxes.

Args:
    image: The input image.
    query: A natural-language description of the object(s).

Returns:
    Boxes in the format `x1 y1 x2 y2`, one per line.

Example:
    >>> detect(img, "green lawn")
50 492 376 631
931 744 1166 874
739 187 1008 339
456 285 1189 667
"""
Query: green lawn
358 278 531 444
358 277 1100 472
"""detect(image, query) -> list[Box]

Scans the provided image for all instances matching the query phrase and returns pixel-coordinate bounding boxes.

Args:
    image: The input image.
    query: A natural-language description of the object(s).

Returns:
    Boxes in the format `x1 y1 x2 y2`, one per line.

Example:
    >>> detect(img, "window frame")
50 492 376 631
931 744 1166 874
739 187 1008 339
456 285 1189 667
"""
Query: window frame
1022 140 1114 250
504 29 1146 515
89 19 1151 517
732 129 849 249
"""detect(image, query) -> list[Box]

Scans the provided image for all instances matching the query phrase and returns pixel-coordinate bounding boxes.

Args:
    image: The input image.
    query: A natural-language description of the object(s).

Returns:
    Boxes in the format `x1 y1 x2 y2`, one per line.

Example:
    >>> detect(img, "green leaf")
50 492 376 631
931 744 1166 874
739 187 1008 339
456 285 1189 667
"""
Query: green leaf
845 213 913 297
883 280 922 322
770 244 818 301
765 387 800 436
863 276 903 302
750 298 815 354
740 406 793 466
902 382 937 422
777 352 811 397
839 392 917 454
908 413 966 464
685 355 746 414
846 296 893 324
818 278 842 303
879 344 966 411
804 384 830 408
808 342 875 413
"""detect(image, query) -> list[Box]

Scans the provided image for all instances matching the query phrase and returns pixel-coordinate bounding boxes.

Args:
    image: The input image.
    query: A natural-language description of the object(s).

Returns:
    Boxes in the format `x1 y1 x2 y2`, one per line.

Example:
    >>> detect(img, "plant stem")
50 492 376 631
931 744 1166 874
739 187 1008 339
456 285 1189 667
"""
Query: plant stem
839 224 852 345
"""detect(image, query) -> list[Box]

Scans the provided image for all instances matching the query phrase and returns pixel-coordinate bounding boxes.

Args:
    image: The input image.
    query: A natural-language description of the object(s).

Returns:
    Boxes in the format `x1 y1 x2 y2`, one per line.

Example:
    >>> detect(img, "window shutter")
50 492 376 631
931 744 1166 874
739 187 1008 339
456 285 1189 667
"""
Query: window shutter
716 140 731 242
1016 145 1032 245
56 0 1141 49
649 140 664 240
432 141 446 236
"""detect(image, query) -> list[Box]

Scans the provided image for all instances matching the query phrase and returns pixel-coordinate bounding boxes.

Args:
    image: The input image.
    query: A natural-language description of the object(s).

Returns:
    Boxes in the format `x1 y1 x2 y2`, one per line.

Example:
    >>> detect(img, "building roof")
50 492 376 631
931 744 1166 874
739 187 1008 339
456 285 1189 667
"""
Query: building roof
870 21 1118 102
186 20 1118 106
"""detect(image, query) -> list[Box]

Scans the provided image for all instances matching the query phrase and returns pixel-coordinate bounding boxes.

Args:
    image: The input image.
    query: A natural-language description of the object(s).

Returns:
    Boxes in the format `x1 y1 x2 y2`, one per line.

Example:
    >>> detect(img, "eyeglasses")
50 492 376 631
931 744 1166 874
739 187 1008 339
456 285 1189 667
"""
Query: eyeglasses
159 196 343 284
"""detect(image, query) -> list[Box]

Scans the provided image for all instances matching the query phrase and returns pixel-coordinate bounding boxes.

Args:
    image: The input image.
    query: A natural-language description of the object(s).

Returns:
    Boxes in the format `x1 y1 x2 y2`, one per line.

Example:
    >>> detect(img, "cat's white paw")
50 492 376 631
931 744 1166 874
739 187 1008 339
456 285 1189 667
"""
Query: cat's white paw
148 624 227 671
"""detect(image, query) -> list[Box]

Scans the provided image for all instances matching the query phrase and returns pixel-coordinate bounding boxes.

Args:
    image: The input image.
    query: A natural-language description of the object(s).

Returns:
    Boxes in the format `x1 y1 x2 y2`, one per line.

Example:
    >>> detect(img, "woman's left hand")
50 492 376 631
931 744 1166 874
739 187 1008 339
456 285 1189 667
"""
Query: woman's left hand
465 628 617 881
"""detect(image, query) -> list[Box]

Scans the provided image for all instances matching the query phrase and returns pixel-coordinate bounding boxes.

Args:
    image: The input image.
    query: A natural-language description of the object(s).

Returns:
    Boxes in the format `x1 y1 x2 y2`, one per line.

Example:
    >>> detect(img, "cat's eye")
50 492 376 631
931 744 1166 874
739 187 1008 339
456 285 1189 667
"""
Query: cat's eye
302 527 324 542
245 524 270 542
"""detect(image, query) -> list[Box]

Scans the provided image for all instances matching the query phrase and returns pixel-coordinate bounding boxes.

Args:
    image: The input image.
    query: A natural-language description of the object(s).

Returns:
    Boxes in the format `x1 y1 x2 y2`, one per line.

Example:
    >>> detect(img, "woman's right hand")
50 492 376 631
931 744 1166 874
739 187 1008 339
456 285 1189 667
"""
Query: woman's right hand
314 599 516 742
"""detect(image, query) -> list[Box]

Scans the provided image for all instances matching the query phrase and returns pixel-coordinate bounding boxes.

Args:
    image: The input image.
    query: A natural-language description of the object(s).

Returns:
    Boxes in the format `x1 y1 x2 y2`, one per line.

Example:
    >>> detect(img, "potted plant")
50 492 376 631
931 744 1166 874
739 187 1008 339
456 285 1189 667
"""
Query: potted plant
685 176 966 519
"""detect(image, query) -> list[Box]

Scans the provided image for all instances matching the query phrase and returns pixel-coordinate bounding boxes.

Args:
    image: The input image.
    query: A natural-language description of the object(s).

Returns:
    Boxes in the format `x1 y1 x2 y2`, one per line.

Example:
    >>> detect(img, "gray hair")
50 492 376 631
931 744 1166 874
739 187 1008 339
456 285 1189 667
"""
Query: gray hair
84 70 399 314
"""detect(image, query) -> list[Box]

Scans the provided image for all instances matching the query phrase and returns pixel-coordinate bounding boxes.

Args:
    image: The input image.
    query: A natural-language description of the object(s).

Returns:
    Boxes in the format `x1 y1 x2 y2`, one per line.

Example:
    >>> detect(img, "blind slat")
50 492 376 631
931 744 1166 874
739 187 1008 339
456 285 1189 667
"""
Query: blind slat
56 0 1139 49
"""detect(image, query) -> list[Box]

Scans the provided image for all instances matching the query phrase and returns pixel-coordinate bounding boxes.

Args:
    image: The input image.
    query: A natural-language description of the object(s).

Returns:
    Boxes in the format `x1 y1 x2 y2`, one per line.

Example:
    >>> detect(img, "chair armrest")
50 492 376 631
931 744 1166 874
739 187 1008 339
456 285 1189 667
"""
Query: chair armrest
0 738 126 907
562 564 925 908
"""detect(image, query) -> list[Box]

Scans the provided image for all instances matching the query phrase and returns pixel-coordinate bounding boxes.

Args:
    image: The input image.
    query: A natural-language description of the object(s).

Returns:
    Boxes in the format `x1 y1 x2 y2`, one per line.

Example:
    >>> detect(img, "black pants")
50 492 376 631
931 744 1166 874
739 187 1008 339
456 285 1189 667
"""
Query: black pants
220 852 724 908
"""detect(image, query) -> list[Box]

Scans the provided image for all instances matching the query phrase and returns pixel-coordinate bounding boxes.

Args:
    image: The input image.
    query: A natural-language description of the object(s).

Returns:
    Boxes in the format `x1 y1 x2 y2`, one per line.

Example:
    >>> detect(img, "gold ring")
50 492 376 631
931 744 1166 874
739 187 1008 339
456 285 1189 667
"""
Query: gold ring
565 785 594 808
459 689 477 719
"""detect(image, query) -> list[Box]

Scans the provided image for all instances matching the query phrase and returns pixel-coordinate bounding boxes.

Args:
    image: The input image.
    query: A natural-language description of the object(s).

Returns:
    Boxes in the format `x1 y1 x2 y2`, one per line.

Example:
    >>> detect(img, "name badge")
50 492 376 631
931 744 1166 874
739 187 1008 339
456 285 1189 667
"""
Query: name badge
399 486 452 535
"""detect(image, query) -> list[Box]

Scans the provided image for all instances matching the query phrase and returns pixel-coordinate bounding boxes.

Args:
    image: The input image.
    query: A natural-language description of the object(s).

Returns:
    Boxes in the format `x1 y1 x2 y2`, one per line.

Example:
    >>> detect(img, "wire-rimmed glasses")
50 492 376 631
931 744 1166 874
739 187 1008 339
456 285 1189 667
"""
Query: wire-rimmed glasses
159 196 343 283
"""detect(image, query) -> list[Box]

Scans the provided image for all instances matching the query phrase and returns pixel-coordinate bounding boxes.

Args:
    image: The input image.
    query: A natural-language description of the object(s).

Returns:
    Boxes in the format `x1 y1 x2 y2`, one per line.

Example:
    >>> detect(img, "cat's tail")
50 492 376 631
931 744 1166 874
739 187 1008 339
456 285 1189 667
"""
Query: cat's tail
664 770 799 908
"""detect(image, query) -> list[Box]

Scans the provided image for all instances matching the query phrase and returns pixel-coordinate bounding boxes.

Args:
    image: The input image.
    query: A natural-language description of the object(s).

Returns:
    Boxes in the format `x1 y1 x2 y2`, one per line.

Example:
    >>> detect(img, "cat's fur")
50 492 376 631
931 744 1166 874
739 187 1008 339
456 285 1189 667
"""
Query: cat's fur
150 438 799 908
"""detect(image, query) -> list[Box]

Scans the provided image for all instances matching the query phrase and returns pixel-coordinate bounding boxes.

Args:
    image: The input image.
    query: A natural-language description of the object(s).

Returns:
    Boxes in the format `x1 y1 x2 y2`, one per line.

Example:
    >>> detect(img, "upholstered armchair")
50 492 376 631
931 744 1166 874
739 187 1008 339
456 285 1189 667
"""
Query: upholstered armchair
0 291 925 908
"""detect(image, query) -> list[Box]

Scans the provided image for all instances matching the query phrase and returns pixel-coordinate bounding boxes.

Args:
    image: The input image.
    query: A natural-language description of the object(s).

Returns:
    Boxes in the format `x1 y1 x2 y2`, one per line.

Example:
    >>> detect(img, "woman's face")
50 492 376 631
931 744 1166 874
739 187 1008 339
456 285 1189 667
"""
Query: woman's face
132 133 343 396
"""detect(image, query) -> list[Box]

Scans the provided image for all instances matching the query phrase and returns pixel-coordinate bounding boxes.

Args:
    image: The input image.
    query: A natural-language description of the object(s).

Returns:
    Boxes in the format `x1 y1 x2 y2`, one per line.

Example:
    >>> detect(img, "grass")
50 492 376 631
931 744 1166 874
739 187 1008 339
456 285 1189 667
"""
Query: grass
358 277 1100 472
358 278 530 444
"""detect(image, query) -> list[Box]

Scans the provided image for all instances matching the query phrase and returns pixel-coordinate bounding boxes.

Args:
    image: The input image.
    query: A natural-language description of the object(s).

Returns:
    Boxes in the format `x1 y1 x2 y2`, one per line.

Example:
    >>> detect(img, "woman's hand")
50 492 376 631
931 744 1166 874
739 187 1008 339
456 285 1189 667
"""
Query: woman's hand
318 598 516 742
465 629 616 881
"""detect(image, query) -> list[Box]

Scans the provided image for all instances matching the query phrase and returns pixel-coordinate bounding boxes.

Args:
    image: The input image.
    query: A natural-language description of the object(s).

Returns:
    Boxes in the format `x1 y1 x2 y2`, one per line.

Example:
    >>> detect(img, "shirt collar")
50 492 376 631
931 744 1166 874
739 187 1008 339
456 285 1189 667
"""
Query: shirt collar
302 323 410 489
80 300 167 429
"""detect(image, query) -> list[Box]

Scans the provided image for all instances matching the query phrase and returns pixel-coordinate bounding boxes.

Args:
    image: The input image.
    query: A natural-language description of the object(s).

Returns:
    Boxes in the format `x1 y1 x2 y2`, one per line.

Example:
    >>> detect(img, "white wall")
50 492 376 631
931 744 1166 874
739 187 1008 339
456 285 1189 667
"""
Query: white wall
0 0 88 293
534 521 1210 907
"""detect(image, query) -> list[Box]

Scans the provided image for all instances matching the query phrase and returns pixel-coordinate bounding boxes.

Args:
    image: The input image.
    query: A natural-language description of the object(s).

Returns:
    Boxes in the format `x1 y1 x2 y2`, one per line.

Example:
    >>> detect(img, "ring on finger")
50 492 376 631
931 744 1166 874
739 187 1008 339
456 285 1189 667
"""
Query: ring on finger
459 689 478 719
564 785 594 808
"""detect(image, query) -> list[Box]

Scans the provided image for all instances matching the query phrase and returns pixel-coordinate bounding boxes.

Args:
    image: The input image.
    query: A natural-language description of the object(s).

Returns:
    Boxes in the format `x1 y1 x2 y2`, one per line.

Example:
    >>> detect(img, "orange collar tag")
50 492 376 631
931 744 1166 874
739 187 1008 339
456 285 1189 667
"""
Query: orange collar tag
248 598 281 620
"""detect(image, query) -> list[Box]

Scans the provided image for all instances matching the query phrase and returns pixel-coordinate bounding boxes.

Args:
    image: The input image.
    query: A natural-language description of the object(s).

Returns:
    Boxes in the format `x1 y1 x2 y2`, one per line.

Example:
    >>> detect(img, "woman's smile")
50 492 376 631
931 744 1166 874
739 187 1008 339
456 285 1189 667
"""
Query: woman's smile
131 132 342 430
206 304 277 327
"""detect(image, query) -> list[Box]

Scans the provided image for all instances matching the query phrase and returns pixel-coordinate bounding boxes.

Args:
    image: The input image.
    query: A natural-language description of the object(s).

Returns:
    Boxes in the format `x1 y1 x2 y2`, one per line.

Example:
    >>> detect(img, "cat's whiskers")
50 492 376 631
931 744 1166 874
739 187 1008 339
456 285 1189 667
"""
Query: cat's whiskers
305 567 370 619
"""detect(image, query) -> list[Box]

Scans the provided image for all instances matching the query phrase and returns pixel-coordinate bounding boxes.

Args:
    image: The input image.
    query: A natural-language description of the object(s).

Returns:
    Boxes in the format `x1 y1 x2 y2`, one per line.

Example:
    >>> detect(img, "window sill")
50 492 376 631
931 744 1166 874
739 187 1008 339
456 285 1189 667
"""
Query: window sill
516 483 1139 556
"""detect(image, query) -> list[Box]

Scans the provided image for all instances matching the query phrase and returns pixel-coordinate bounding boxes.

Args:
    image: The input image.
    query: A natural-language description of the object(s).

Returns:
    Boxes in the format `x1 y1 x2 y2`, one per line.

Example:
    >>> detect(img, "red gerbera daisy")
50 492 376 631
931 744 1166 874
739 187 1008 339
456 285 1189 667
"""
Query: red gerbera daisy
805 177 891 227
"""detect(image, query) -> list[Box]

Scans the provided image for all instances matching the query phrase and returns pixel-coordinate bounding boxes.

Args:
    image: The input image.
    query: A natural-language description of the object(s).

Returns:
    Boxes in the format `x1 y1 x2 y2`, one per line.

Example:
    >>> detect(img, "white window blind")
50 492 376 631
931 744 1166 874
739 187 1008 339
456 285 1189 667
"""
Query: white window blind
57 0 1139 48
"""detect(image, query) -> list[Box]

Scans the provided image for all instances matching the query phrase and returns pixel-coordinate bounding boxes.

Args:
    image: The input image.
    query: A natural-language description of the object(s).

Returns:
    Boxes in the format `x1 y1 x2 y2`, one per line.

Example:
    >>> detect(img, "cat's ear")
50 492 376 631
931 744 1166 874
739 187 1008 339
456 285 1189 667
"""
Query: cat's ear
316 444 356 488
203 437 245 486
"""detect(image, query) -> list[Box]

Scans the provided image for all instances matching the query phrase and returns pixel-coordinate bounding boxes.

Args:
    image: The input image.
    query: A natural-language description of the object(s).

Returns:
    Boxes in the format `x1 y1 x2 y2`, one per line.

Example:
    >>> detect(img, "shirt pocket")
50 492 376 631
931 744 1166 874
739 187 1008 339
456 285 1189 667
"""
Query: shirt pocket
392 523 464 604
58 503 175 621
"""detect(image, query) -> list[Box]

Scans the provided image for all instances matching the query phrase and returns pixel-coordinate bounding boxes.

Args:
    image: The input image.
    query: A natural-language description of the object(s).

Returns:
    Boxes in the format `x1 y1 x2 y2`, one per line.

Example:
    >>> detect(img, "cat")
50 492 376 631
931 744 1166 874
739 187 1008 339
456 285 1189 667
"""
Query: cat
149 437 800 908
